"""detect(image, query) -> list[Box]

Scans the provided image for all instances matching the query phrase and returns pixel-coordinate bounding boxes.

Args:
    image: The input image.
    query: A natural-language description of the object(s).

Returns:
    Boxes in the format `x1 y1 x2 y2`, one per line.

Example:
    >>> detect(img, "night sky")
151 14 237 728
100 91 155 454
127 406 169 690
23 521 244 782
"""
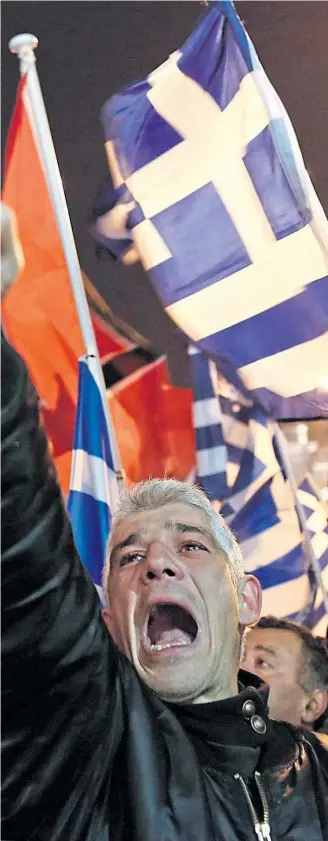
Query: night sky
2 1 328 386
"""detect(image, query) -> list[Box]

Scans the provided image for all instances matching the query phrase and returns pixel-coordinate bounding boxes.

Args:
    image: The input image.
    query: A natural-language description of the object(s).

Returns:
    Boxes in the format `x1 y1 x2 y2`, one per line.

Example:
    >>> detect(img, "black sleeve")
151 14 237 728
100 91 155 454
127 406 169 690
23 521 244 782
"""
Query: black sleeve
1 335 123 839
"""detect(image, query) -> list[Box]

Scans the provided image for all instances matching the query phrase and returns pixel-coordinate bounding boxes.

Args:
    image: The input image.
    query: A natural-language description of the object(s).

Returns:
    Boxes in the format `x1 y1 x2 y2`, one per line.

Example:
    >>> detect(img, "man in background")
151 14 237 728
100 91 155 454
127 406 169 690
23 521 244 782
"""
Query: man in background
243 615 328 732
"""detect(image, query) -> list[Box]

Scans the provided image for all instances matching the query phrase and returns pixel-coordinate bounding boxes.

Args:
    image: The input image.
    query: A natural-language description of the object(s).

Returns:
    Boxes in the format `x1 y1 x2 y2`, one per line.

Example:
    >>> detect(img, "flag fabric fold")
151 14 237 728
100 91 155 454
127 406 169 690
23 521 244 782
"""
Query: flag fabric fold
297 476 328 635
68 356 120 598
189 346 324 625
93 0 328 419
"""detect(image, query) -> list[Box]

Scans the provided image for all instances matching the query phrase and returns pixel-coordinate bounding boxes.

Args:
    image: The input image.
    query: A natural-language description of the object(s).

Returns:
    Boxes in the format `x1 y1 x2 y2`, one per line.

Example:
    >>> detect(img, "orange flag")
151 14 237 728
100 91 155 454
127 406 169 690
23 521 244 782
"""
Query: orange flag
2 79 128 493
3 79 196 493
109 358 195 485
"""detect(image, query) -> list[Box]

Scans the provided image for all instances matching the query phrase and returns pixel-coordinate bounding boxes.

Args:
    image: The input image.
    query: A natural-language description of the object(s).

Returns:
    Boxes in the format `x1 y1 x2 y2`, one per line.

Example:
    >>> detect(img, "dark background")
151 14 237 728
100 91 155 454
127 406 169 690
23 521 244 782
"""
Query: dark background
2 1 328 385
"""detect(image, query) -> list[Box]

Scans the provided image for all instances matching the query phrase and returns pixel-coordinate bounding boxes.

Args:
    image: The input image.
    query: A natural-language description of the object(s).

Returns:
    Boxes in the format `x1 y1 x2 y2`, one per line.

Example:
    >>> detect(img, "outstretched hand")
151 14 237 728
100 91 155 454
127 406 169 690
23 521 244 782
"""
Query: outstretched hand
1 202 25 299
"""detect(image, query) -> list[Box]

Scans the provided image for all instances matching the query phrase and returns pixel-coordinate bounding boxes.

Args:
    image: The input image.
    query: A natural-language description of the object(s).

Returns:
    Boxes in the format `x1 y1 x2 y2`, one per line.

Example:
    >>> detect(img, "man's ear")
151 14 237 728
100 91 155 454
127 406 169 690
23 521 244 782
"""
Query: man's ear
301 689 328 728
238 575 262 626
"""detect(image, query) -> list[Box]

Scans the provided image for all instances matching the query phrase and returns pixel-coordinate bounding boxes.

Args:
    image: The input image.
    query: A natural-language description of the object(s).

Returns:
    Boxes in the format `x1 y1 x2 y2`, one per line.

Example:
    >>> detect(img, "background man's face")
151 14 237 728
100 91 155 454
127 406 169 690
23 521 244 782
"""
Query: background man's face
103 502 242 704
243 627 308 726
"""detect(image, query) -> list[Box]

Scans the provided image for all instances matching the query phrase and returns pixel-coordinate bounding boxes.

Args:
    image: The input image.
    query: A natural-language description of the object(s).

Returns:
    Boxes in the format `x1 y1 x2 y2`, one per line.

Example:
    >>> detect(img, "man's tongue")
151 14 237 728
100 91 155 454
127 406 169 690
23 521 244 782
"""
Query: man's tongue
154 627 192 646
148 604 195 648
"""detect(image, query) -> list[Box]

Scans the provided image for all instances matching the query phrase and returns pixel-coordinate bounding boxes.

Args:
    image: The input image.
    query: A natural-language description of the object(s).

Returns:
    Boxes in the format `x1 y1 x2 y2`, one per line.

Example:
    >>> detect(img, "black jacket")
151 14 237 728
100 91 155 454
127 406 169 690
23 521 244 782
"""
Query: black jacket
2 335 328 841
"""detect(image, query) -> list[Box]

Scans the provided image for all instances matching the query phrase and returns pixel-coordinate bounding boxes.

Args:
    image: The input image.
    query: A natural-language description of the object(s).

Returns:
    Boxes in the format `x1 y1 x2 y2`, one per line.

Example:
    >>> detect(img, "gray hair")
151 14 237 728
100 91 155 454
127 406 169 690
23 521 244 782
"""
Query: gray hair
103 478 244 601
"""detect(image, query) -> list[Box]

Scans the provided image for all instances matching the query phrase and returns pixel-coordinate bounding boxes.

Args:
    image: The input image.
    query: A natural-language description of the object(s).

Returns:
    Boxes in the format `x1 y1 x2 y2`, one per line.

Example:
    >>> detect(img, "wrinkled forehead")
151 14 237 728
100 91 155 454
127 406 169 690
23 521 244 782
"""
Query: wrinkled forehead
111 502 216 548
248 627 303 663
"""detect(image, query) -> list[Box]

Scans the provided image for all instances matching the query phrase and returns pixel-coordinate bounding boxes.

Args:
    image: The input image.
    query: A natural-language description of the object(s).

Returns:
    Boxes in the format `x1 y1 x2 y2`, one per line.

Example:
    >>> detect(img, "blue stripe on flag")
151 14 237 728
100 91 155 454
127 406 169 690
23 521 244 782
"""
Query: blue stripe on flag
243 126 308 239
306 601 326 632
68 491 110 587
197 473 227 502
204 276 328 368
72 359 114 468
318 548 328 573
289 600 326 632
196 423 225 451
229 481 280 542
249 543 306 589
251 387 328 422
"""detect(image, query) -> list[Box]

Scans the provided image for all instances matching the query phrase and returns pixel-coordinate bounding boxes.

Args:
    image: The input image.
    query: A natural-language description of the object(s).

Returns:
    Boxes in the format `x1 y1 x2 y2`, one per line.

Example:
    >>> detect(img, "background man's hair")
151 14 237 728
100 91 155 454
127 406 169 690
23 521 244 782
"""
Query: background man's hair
257 615 328 729
103 477 244 600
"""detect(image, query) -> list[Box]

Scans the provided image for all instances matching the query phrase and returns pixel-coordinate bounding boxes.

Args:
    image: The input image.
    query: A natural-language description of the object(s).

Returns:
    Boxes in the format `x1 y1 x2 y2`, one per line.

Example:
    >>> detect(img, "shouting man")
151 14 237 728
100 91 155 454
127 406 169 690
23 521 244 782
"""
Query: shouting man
2 203 328 841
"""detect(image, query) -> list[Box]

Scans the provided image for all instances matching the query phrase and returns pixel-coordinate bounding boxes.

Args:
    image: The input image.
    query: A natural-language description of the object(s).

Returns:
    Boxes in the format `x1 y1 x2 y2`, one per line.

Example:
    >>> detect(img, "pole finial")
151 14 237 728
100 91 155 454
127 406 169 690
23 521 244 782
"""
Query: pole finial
9 34 38 74
9 33 38 55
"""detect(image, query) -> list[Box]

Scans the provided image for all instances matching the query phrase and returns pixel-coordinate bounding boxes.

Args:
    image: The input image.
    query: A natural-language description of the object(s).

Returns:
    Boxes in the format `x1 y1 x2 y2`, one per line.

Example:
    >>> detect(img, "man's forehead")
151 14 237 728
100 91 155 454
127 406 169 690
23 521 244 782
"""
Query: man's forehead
112 502 215 547
249 627 302 658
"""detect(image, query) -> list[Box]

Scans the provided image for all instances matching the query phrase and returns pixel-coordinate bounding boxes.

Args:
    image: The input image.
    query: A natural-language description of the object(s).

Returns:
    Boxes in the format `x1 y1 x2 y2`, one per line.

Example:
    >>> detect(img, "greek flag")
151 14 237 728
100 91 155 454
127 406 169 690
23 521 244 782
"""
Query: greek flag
189 346 318 623
93 0 328 419
297 476 328 635
68 356 120 600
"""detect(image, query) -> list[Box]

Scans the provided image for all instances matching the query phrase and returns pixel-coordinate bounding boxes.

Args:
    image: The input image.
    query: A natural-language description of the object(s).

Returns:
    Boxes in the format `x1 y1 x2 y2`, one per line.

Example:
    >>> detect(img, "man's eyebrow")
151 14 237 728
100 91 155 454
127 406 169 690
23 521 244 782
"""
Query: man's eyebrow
254 644 276 657
165 522 214 542
110 532 142 564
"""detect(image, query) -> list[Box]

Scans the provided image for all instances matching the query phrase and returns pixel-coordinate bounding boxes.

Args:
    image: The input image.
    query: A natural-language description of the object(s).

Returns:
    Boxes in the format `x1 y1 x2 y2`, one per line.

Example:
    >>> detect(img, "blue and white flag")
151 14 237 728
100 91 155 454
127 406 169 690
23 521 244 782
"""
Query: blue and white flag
93 1 328 419
297 476 328 635
68 356 120 600
189 345 317 623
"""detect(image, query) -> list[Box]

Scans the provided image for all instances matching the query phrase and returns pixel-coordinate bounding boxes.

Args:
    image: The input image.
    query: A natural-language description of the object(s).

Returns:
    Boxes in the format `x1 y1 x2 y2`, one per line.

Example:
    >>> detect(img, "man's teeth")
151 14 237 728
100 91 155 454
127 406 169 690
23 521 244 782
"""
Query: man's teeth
150 641 190 651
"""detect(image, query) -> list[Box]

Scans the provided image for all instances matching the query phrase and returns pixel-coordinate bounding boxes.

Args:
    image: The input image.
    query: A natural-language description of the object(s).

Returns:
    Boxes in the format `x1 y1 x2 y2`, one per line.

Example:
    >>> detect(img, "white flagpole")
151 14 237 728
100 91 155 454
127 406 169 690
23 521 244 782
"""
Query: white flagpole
274 422 328 616
9 33 124 488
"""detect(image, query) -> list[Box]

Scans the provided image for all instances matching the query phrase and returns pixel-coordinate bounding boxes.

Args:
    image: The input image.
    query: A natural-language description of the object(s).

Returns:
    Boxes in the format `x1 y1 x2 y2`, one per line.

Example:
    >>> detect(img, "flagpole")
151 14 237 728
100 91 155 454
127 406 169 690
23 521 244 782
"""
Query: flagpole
9 33 124 486
274 422 328 616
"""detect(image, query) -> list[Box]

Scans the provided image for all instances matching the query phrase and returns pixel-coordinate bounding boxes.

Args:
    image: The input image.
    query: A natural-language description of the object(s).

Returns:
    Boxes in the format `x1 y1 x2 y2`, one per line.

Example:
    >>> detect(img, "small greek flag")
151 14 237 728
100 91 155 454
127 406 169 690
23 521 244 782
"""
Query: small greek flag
68 356 120 600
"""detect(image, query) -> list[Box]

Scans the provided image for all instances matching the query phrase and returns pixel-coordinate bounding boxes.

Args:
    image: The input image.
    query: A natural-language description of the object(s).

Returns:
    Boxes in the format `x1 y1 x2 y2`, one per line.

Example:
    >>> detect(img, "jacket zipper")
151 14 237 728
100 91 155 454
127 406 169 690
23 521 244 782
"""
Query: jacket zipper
234 771 271 841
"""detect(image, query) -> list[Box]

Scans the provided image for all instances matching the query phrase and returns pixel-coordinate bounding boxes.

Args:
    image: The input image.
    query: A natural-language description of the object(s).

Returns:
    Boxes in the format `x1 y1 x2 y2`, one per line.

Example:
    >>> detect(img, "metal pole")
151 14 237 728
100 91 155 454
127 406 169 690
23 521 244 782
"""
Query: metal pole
9 33 124 484
274 422 328 615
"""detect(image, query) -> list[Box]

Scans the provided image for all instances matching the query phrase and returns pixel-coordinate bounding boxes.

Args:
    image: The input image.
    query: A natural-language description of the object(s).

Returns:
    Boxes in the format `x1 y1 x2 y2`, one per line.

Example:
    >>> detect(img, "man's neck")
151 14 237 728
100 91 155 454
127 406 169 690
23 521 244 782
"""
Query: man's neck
190 676 239 705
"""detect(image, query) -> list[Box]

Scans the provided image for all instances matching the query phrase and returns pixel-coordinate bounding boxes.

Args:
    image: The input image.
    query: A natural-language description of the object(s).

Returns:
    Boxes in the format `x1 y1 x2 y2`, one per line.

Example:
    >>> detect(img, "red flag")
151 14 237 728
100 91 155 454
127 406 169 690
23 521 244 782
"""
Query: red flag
109 358 195 484
2 79 129 493
3 79 195 491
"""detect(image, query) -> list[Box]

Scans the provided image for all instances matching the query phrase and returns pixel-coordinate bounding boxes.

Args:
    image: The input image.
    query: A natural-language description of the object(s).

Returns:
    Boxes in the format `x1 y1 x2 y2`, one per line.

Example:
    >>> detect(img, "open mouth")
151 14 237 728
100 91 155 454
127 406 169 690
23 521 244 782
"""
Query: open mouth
145 603 199 652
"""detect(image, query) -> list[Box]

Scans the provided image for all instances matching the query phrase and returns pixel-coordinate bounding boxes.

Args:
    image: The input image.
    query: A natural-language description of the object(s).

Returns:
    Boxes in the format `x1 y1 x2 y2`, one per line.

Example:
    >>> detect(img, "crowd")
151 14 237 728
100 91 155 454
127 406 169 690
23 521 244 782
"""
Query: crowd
1 201 328 840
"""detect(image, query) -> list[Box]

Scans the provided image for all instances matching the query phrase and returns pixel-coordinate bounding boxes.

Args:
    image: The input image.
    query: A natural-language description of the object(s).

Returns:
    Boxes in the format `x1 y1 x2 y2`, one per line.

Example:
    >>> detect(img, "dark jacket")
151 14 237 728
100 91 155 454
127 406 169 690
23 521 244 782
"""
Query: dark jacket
2 335 328 841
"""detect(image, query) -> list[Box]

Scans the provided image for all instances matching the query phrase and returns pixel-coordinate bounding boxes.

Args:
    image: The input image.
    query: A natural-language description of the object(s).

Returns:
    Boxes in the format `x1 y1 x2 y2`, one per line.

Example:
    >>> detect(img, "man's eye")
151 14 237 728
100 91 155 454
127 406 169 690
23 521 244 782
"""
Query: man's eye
119 551 144 567
254 658 270 669
180 541 208 553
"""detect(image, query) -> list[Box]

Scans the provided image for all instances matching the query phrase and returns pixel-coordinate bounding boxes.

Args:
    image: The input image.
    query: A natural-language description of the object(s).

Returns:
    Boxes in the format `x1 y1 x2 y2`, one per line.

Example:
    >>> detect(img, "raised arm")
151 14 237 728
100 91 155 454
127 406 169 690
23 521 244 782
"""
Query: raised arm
1 205 123 838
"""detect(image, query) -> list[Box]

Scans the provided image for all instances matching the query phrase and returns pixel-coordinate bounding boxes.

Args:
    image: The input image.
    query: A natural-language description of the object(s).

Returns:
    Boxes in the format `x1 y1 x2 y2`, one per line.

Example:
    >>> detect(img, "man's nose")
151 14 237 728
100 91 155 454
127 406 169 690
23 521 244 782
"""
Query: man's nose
141 541 184 583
